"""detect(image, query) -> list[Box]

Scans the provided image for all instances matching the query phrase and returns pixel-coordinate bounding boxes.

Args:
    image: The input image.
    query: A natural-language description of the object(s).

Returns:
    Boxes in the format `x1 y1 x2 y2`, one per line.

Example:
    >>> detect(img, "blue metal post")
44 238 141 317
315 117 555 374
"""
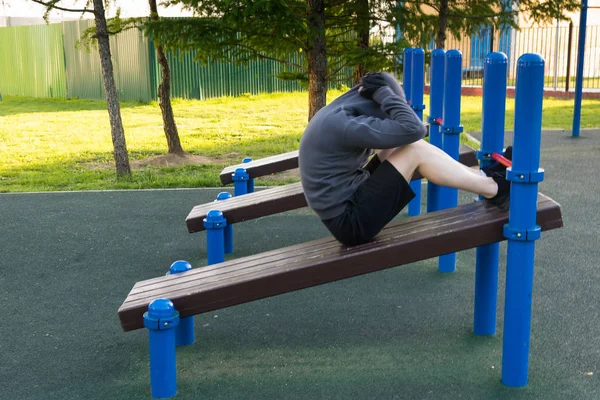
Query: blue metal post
232 168 249 196
144 298 179 399
572 0 588 137
216 192 234 254
438 50 463 273
474 52 508 336
242 157 255 193
427 49 445 213
203 210 226 265
501 53 545 387
403 48 413 103
167 261 195 346
408 48 425 216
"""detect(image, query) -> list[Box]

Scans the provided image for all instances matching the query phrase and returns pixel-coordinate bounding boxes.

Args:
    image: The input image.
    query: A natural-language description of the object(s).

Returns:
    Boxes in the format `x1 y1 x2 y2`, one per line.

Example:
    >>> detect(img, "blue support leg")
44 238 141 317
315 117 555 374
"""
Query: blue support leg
408 48 425 217
242 157 255 193
232 168 249 196
167 261 195 346
427 49 446 213
144 299 179 399
438 49 463 273
501 53 545 387
204 210 226 265
216 192 234 254
474 52 508 336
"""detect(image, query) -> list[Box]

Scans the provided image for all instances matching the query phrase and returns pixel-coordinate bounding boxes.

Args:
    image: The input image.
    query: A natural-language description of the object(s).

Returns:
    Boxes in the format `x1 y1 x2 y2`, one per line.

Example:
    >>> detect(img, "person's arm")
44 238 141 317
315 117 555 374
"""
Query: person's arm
343 87 426 149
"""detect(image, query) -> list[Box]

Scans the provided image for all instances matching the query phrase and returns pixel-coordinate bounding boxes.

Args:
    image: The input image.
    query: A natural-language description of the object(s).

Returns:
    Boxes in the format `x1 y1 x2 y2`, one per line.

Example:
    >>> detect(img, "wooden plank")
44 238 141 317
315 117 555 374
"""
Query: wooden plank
219 136 468 185
120 194 563 331
220 151 299 185
188 145 479 232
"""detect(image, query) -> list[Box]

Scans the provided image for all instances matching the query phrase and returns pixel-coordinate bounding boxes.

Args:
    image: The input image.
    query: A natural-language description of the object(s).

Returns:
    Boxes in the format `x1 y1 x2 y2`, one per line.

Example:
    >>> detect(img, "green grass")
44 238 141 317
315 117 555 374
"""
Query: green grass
1 91 599 192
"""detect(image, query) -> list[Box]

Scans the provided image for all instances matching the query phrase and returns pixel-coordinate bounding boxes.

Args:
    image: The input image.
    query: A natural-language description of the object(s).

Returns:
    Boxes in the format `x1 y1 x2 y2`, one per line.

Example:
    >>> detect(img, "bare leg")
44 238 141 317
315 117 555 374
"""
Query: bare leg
383 140 498 199
378 146 483 178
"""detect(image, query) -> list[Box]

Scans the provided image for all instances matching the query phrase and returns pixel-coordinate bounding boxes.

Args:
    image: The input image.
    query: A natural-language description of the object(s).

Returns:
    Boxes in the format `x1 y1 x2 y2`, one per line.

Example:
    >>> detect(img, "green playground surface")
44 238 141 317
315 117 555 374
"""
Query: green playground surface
1 130 599 399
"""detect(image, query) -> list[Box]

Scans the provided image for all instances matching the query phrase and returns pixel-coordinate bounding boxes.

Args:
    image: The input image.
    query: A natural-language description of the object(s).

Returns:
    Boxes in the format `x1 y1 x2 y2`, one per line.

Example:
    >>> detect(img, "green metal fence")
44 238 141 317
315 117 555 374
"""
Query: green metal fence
62 20 153 102
152 46 305 100
0 23 66 98
0 20 311 102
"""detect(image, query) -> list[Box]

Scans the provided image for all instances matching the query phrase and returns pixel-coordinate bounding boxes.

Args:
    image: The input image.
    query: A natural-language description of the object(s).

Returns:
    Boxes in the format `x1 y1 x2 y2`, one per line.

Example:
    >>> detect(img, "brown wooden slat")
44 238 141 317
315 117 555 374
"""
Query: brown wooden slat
219 141 473 184
188 146 479 232
220 151 299 184
120 194 563 331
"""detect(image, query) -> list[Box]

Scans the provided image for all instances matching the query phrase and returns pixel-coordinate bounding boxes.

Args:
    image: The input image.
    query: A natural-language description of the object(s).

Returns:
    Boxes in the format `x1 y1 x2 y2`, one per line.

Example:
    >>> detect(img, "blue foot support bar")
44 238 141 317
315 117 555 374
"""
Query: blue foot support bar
438 50 463 273
144 299 179 398
473 52 508 336
426 49 445 214
409 48 425 216
501 53 545 387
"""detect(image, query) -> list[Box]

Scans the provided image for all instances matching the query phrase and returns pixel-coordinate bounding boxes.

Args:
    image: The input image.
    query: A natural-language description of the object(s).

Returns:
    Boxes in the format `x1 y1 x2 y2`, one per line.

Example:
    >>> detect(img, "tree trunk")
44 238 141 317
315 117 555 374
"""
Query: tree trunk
354 0 370 84
436 0 449 49
307 0 327 121
92 0 131 176
149 0 185 155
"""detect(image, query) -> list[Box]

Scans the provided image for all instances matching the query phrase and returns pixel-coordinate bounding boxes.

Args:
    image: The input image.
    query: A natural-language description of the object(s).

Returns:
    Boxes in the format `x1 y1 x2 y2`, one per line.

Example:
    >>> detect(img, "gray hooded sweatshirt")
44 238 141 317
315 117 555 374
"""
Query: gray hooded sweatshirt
298 73 427 221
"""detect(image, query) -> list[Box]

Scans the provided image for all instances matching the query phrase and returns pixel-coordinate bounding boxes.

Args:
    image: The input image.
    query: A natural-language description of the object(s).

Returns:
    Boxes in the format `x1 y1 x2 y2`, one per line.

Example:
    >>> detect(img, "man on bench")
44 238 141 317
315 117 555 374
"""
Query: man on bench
299 72 511 247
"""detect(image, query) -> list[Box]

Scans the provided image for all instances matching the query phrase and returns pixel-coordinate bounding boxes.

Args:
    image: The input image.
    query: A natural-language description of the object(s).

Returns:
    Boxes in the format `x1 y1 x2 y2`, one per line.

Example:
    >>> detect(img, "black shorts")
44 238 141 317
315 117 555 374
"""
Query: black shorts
322 159 415 246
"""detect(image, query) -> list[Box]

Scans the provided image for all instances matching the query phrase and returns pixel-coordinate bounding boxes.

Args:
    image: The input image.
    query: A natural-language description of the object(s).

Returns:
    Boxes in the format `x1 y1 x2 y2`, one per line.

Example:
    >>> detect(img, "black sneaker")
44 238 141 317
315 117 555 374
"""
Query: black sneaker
483 146 512 211
486 171 511 211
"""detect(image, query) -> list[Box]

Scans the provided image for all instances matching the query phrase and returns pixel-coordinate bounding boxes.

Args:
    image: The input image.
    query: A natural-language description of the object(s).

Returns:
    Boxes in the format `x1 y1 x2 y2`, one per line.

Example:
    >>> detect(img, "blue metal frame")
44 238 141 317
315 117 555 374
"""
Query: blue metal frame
474 52 508 336
216 192 234 254
438 50 463 273
427 49 445 213
167 261 195 347
144 298 179 398
403 48 421 217
242 157 255 193
408 48 425 216
501 53 545 387
572 0 588 137
204 210 226 265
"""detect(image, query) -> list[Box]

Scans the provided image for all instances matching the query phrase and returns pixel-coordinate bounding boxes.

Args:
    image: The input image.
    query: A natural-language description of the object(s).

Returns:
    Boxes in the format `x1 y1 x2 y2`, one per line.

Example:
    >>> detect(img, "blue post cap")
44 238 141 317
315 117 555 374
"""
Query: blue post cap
242 157 253 163
216 191 232 201
232 168 249 181
203 209 226 229
413 47 425 55
485 52 508 64
144 298 180 330
517 53 544 67
403 47 414 55
169 260 192 275
446 49 462 58
432 48 446 57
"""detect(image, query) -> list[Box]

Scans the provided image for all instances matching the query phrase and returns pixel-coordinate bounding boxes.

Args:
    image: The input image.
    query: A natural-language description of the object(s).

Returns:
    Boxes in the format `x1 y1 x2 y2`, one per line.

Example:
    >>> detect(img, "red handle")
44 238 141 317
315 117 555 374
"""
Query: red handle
491 152 512 168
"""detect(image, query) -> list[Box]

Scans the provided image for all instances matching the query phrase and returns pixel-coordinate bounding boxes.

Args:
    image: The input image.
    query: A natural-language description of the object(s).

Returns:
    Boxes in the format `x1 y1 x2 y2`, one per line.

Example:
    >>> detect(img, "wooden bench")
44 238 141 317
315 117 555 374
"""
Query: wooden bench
189 144 478 233
120 193 562 331
219 126 432 184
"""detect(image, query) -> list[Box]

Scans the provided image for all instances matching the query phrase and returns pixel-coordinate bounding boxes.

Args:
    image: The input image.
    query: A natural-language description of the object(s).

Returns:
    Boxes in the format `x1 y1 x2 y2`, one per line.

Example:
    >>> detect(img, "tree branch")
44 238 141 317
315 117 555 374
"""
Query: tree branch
31 0 93 14
238 44 307 71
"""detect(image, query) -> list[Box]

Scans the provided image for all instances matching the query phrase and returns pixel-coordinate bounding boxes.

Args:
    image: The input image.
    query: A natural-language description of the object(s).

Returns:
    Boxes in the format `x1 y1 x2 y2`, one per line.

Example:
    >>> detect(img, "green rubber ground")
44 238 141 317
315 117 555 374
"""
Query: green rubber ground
1 130 599 399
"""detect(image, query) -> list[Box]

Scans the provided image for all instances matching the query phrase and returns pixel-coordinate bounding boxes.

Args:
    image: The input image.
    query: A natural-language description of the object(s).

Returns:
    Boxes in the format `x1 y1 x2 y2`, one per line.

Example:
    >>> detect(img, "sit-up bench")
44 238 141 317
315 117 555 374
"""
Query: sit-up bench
122 195 562 331
219 128 431 190
189 144 478 234
119 194 562 397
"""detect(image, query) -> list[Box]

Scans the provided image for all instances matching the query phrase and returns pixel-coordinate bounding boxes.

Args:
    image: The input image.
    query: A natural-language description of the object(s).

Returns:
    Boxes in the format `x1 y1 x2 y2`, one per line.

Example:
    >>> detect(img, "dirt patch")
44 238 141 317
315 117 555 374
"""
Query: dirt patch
130 153 217 169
